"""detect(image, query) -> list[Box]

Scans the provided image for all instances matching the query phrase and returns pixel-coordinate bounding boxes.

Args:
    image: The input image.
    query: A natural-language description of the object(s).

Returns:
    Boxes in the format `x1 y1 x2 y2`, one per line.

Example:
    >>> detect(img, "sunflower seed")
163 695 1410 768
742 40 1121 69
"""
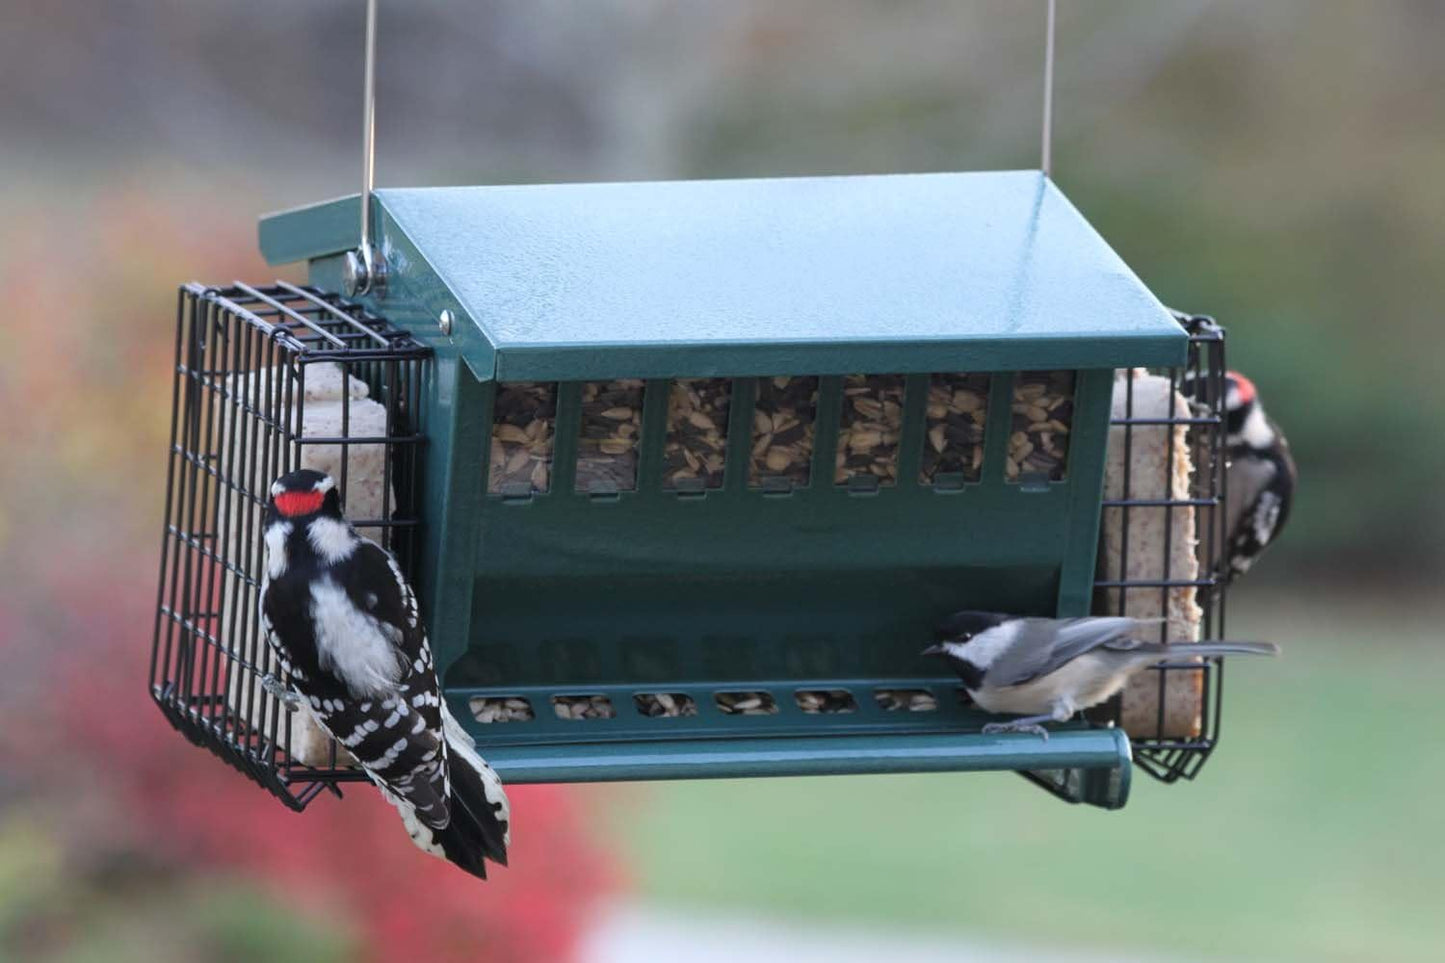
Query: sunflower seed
577 379 645 492
715 691 779 715
920 372 990 485
1007 370 1074 481
664 375 734 488
552 694 616 720
835 374 905 485
795 689 859 714
488 382 556 494
469 696 536 723
873 689 939 712
634 692 699 718
749 376 818 488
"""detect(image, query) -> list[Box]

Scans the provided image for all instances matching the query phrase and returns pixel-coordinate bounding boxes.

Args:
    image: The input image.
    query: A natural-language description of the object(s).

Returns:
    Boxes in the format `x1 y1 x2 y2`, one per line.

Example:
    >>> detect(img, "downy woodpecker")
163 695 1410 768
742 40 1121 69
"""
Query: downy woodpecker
259 469 509 880
1216 370 1297 584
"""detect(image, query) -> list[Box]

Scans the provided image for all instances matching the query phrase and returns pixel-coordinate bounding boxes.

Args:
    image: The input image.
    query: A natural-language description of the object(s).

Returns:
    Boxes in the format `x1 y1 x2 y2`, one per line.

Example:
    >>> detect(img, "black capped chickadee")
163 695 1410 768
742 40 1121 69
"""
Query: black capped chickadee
922 611 1279 738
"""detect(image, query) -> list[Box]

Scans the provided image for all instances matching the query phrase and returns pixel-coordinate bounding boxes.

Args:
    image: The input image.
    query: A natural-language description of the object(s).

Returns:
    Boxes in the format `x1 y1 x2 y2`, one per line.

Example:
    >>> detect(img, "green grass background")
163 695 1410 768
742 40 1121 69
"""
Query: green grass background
607 595 1445 961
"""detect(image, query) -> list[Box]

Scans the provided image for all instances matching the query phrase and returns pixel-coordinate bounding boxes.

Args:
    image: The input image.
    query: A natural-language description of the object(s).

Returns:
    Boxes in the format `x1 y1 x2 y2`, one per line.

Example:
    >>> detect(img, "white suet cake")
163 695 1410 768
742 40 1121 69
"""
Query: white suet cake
1095 369 1206 739
220 362 393 766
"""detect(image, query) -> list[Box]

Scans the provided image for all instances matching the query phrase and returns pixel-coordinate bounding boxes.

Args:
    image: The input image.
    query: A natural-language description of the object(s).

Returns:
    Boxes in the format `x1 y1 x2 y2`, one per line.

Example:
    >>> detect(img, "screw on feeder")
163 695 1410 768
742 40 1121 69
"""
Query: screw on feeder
345 0 386 298
438 309 454 336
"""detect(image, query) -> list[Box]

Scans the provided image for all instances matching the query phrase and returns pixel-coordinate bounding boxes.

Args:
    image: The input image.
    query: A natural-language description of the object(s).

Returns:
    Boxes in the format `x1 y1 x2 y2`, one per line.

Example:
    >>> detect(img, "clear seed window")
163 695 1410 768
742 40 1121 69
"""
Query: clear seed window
577 379 645 493
836 374 906 488
749 376 819 490
921 372 991 487
489 383 556 495
1008 370 1074 482
664 378 731 491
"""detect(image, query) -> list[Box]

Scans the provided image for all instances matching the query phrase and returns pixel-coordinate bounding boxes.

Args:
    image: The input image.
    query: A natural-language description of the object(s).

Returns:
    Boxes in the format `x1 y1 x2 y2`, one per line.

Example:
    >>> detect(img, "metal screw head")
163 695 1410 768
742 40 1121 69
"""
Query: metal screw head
438 309 454 336
342 244 387 299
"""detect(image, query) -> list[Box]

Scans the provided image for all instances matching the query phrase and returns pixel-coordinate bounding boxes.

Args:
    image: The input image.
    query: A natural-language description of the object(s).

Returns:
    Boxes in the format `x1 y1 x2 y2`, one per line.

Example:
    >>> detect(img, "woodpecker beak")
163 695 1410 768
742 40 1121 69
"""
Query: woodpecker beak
920 644 947 657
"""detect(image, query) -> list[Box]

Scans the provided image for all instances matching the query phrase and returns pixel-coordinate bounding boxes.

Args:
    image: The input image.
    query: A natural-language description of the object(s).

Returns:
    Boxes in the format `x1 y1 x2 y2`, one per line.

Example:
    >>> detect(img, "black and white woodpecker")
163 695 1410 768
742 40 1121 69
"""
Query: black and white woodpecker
1212 370 1298 584
923 611 1279 738
259 468 509 880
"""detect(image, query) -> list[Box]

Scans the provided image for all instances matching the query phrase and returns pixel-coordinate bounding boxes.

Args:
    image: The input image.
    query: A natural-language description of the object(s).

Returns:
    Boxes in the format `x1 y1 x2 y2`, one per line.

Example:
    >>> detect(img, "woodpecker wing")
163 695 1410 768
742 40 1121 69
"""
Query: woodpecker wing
324 539 451 823
983 616 1156 688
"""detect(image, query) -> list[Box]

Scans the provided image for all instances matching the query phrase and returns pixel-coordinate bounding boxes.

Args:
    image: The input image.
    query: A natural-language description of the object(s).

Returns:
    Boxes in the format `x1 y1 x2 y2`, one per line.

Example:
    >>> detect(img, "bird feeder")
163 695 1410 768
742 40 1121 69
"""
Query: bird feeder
150 8 1241 815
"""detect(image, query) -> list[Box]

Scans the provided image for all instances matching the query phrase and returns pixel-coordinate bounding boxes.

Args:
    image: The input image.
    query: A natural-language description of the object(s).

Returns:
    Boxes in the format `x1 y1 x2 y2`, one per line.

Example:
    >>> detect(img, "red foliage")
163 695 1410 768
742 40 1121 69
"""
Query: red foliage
21 574 619 962
1 193 622 961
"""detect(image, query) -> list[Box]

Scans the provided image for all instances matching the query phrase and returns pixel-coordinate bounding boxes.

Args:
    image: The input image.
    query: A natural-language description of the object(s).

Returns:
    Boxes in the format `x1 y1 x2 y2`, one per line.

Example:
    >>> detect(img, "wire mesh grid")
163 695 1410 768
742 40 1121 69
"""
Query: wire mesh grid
150 282 430 810
1089 314 1229 783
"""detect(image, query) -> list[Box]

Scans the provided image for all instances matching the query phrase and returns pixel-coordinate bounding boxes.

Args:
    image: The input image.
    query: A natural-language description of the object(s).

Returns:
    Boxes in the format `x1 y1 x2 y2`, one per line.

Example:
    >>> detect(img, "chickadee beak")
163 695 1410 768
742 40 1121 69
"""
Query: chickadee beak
920 644 947 657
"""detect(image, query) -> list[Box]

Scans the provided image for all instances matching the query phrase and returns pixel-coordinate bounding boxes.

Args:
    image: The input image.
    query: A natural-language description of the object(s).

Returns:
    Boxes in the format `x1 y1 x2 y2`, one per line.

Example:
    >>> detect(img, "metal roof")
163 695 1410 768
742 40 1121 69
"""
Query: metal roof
260 170 1185 380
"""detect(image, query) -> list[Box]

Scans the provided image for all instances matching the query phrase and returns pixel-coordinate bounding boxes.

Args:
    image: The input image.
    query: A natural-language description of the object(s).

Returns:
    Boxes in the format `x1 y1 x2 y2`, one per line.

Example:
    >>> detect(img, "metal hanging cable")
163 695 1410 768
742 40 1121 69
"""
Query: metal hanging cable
345 0 385 297
1042 0 1057 177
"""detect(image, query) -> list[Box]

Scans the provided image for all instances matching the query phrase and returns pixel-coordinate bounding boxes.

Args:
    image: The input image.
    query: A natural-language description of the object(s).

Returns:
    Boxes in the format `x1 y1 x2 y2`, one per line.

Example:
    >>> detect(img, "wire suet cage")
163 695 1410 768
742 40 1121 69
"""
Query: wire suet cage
151 282 429 810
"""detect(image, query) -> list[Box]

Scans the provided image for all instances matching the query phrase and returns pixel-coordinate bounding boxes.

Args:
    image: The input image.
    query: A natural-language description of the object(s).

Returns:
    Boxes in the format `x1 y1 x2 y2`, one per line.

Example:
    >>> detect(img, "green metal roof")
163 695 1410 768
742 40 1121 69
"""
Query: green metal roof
260 170 1185 380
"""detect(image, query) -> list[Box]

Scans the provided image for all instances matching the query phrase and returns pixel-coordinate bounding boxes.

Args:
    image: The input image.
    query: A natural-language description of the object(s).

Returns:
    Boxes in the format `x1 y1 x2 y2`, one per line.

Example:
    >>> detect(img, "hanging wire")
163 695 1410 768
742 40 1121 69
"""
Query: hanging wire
345 0 384 297
360 0 378 262
1041 0 1057 177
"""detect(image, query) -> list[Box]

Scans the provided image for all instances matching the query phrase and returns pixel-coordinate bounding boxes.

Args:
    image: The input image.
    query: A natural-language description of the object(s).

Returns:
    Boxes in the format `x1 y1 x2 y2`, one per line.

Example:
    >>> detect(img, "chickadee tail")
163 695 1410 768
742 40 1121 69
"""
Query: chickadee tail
1148 641 1281 659
434 707 511 881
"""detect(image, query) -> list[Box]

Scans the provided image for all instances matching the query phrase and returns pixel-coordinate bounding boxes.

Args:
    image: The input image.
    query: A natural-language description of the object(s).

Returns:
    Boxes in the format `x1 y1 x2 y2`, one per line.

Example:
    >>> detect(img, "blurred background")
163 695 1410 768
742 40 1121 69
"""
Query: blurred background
2 1 1442 960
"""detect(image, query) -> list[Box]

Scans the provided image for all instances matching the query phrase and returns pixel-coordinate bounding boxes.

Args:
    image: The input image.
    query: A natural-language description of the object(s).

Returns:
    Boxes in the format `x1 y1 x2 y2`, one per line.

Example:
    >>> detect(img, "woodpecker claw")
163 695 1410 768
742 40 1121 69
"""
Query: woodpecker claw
260 673 301 711
982 721 1050 740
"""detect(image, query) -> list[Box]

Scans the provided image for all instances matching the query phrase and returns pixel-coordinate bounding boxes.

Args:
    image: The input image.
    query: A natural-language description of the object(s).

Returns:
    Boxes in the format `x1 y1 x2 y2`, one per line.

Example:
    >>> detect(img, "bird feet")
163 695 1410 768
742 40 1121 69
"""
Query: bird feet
982 721 1050 740
260 674 301 711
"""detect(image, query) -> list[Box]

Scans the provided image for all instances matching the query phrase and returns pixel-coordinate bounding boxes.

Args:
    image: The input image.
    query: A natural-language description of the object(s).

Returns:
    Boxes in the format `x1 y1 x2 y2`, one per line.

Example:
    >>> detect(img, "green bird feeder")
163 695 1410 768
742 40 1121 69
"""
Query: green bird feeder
150 8 1236 816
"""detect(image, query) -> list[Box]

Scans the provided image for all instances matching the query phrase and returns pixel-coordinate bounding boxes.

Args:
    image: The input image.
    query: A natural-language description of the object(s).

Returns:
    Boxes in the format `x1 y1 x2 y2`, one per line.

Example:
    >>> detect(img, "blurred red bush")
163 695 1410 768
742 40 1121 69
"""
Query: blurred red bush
0 189 621 962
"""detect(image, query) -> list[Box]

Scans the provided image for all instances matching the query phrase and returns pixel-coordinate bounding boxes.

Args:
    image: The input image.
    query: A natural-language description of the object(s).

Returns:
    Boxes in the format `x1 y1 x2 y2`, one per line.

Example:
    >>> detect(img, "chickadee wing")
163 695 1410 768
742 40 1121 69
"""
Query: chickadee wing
985 616 1154 687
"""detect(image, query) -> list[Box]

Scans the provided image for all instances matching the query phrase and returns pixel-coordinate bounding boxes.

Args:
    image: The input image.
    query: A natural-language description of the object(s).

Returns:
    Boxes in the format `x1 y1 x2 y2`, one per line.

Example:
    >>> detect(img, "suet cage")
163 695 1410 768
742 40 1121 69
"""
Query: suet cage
151 173 1236 813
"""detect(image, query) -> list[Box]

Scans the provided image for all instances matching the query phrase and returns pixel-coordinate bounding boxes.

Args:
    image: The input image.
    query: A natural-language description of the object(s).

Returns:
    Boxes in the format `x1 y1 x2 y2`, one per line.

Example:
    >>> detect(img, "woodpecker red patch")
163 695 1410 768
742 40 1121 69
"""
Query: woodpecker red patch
1229 371 1257 406
275 490 325 517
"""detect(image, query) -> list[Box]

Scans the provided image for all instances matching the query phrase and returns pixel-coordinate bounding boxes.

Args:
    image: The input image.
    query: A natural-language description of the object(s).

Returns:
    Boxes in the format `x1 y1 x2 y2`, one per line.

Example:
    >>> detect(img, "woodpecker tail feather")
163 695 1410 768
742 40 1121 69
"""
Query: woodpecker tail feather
434 705 510 879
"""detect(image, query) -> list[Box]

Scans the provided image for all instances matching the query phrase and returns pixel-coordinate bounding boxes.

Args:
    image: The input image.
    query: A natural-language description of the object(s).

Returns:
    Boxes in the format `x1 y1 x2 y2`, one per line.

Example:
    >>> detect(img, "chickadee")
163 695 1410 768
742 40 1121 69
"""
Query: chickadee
922 611 1279 738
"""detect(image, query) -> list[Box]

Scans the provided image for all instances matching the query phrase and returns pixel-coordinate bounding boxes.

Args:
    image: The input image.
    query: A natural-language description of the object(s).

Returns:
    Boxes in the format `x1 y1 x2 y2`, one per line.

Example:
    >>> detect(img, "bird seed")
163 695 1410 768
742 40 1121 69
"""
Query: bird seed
663 379 731 491
794 689 859 714
835 374 905 486
551 694 616 720
1008 370 1074 481
920 372 991 486
749 376 818 489
469 696 536 724
873 688 939 712
488 382 556 494
634 692 699 718
576 379 645 493
714 690 779 715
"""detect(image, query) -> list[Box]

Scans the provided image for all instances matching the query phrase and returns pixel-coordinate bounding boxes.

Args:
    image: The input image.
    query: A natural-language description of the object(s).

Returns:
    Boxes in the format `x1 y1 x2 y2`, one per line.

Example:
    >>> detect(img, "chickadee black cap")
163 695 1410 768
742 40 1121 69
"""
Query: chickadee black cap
933 610 1010 643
